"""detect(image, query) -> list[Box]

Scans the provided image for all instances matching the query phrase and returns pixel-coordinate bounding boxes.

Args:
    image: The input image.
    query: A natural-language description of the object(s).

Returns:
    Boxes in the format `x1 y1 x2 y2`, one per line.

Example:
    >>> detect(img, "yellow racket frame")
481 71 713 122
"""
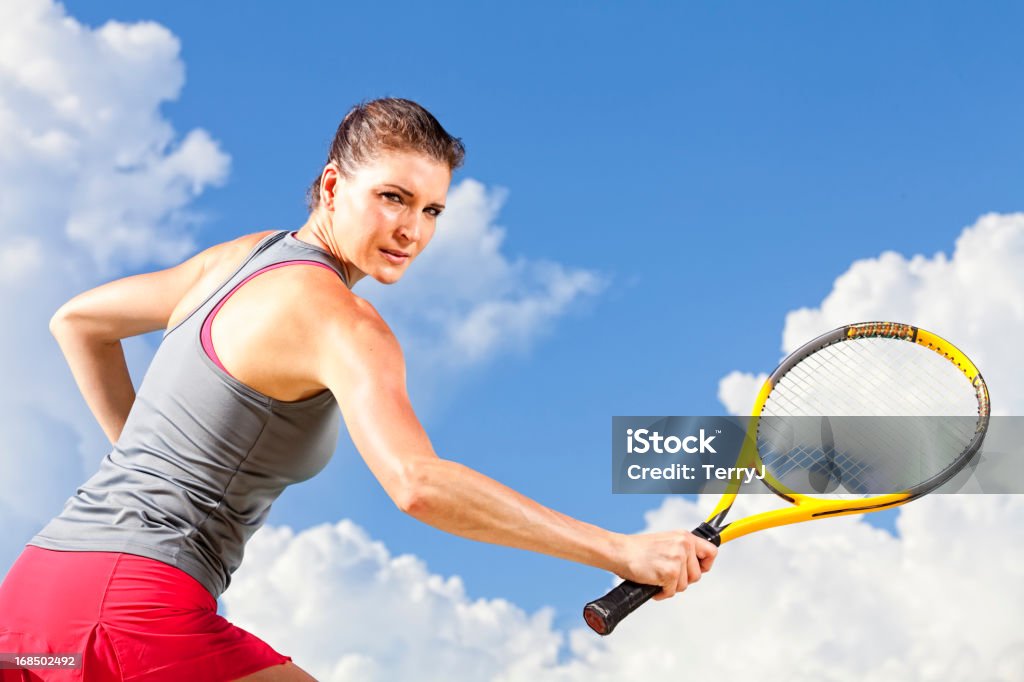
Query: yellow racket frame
707 321 990 545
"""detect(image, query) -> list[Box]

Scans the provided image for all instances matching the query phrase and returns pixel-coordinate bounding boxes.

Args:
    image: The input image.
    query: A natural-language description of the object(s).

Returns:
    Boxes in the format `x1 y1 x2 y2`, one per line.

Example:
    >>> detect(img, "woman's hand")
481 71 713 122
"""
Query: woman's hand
613 530 718 600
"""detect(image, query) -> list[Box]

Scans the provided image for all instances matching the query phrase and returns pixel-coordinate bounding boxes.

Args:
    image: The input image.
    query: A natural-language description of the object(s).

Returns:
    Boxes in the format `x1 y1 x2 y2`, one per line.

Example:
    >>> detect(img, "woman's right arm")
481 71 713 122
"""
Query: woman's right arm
48 249 210 444
48 231 277 445
310 291 717 600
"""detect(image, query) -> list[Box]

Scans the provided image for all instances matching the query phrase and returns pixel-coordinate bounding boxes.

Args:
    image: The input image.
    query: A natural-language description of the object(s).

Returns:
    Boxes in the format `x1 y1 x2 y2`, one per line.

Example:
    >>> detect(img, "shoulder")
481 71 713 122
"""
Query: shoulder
266 272 404 395
201 230 278 271
177 230 278 287
292 282 405 388
228 248 398 362
308 282 397 353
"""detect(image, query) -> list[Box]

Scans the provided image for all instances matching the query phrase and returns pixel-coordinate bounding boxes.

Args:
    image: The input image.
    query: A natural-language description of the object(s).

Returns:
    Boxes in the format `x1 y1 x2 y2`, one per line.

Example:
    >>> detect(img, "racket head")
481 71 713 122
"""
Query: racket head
713 321 990 542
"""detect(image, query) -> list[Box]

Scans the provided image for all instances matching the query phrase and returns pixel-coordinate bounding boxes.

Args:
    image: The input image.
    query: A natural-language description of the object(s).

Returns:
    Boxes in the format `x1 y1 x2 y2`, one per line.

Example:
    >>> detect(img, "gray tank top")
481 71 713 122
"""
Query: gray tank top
29 230 347 598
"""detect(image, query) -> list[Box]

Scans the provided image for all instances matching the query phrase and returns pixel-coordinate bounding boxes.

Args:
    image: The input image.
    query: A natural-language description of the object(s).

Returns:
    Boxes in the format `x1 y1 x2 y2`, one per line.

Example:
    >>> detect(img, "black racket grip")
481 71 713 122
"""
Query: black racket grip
583 581 661 635
583 522 722 635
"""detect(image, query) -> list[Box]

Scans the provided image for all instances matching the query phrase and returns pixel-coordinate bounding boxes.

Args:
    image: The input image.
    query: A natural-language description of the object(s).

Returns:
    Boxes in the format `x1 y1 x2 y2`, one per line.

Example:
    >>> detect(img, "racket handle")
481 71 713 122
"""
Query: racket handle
583 581 661 635
583 522 722 635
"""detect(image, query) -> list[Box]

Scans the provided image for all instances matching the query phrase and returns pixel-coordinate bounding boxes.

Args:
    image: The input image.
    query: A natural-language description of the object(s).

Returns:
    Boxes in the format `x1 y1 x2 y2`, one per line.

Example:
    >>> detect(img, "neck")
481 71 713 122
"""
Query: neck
295 213 365 287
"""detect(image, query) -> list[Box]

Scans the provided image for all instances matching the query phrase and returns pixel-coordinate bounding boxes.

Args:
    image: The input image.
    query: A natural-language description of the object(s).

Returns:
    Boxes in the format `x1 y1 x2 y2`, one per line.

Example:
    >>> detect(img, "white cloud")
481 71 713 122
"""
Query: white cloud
360 179 606 369
227 496 1023 682
0 0 229 275
774 213 1024 415
0 404 88 573
0 236 44 284
0 406 85 519
717 370 767 417
224 521 565 682
0 0 229 561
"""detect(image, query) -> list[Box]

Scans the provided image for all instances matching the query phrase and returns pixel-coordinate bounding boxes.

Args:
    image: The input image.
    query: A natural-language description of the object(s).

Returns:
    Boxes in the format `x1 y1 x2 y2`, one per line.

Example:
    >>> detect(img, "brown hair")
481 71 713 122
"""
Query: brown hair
306 98 466 212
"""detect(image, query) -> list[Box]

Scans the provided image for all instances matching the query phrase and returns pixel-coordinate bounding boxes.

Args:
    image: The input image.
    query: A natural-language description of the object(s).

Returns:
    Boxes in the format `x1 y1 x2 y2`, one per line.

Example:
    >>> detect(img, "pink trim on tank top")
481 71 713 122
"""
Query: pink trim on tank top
201 260 338 377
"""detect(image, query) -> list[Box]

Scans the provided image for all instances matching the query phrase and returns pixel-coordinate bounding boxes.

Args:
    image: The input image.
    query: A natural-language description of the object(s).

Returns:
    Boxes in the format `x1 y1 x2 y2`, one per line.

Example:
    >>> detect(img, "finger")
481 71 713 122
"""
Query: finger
694 537 719 558
695 539 718 572
686 547 702 586
675 551 694 594
697 544 718 572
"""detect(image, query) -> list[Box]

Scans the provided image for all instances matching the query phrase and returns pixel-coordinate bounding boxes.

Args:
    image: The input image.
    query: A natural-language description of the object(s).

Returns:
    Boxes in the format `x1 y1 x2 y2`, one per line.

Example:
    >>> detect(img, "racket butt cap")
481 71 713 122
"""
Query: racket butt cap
583 603 612 635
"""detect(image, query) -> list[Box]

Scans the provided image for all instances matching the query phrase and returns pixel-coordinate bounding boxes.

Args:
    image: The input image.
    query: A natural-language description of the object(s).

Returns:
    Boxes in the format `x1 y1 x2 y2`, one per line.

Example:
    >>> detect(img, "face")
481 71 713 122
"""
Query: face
322 149 451 285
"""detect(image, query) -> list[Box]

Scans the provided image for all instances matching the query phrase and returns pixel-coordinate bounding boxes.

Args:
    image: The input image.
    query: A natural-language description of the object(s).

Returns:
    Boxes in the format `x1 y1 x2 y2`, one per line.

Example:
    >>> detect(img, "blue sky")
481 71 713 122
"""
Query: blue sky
18 0 1024 651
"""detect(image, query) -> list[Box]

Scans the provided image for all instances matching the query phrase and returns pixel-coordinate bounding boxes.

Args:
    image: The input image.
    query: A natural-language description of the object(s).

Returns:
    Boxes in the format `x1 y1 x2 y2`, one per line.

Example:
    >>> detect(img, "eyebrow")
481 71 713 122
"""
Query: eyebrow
383 184 445 210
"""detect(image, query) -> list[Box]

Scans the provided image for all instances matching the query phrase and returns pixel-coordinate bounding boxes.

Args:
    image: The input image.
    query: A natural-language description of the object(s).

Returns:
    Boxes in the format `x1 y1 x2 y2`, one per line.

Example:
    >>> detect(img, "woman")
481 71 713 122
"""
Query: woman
0 98 717 681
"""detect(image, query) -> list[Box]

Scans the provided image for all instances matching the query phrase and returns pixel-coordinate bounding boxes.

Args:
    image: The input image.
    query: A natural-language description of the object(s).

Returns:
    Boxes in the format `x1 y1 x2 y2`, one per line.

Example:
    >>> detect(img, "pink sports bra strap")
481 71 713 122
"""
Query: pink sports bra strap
200 260 339 376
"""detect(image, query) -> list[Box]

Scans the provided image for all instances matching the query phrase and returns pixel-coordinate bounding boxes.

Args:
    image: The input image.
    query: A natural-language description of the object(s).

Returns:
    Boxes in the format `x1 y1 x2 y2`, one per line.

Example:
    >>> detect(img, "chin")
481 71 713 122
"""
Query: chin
372 270 406 285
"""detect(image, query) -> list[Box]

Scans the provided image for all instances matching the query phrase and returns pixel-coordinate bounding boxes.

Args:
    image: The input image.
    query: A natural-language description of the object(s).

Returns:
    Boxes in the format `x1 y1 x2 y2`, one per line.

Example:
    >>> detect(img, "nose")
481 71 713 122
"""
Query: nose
397 214 424 243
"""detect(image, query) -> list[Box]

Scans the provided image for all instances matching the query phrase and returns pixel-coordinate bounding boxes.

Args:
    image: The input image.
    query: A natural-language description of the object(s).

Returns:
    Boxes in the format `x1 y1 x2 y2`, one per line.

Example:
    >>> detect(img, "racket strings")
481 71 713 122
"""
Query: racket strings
768 338 979 419
757 337 982 497
765 353 952 483
766 360 972 490
831 339 978 416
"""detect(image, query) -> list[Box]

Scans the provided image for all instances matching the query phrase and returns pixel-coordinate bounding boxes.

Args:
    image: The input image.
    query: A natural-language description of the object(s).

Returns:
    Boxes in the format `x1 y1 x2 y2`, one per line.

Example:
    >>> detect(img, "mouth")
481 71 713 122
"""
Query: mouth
380 248 410 264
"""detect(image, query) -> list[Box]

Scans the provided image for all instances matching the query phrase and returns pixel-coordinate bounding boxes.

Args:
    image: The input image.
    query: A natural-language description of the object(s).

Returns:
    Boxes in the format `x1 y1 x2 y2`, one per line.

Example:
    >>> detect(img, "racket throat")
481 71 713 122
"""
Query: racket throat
692 521 723 546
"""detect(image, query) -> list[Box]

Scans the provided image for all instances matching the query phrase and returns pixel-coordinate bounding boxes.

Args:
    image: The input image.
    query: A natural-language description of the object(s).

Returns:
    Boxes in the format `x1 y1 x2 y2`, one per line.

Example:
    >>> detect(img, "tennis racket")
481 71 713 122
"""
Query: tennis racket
584 321 990 636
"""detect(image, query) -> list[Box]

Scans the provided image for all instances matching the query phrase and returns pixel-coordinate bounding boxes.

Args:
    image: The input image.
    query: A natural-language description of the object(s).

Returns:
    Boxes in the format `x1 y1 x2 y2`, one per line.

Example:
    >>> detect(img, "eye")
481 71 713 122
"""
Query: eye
381 192 403 204
425 207 442 217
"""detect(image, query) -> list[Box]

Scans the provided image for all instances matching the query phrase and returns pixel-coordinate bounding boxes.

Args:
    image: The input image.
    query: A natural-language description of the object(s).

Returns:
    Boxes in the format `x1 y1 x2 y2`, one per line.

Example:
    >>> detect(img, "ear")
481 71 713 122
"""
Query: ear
320 162 343 211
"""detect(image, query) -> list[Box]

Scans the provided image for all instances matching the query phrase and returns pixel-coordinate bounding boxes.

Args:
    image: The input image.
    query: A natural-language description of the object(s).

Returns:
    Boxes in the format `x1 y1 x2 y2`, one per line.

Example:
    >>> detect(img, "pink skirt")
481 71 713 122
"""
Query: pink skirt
0 546 291 681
